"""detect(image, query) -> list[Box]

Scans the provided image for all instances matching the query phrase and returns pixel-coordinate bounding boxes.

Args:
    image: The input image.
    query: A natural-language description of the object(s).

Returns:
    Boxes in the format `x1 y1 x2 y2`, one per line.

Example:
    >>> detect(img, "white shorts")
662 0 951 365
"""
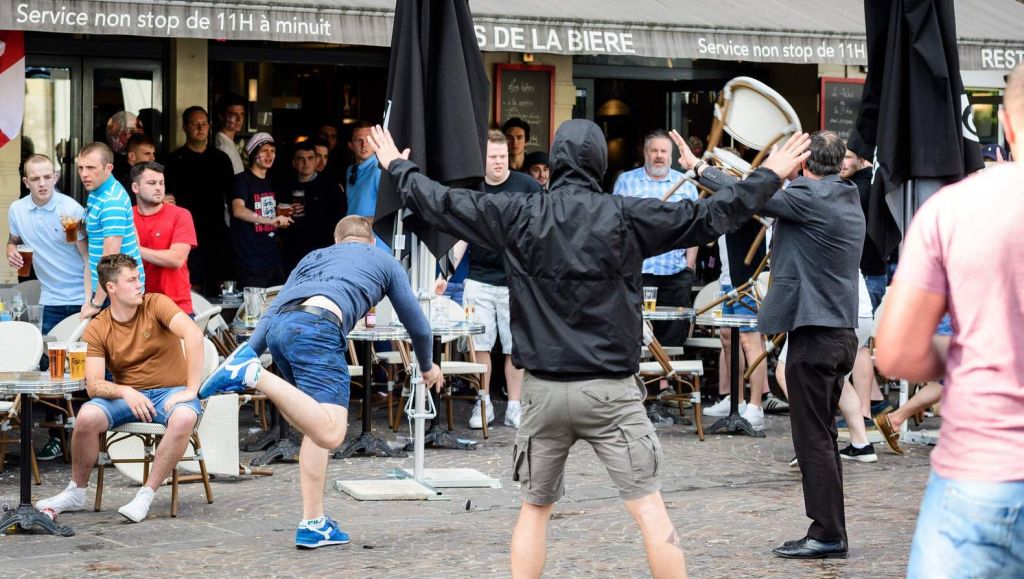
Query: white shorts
464 278 513 354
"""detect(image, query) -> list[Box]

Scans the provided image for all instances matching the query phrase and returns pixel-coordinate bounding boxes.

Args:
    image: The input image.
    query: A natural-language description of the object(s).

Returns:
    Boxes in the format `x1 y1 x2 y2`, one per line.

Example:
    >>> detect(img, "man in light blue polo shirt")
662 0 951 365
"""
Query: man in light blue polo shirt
77 142 145 318
344 121 388 250
7 154 88 333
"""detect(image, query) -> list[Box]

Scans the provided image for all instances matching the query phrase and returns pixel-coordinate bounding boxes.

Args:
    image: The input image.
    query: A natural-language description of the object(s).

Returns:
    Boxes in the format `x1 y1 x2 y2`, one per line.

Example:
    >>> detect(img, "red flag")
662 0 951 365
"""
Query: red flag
0 31 25 148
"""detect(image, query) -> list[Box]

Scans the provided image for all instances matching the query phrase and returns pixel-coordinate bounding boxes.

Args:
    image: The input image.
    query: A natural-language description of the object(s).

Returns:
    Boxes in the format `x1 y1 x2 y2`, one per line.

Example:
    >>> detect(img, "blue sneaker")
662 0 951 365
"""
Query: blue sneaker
295 517 351 549
199 344 261 399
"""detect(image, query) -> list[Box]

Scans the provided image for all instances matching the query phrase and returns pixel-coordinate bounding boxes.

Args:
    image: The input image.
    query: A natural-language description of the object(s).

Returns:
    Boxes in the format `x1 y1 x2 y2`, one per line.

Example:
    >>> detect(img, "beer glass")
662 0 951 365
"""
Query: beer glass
643 287 658 312
464 298 476 323
27 305 44 333
47 342 68 379
60 215 80 243
276 203 293 218
243 287 266 328
68 342 87 380
291 190 306 217
16 245 33 277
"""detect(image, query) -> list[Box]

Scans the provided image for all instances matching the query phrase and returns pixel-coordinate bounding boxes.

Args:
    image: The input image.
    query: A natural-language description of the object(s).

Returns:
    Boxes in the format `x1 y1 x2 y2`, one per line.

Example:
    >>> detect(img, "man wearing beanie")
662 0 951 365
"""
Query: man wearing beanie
229 132 293 288
524 151 550 191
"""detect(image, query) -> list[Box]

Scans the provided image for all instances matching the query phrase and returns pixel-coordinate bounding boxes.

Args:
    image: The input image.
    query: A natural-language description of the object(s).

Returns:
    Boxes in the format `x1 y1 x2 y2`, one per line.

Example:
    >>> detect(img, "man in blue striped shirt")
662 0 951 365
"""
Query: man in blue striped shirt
78 142 145 317
613 129 699 346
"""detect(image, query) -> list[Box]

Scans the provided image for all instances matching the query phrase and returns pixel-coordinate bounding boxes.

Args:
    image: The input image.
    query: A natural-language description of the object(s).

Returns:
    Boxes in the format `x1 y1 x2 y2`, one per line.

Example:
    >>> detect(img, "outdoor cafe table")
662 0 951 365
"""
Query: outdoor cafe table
334 324 411 459
643 306 696 322
422 321 487 450
0 372 84 537
694 313 765 438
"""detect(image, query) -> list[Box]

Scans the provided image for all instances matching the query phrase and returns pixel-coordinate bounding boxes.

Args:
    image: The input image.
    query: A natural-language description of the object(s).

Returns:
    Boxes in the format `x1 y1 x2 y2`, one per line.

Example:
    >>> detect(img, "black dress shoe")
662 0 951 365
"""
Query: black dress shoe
772 536 848 559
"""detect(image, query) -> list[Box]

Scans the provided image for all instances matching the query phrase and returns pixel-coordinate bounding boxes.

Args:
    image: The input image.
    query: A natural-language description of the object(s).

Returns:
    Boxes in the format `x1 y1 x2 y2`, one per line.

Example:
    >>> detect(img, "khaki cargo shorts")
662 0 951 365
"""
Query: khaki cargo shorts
512 372 663 505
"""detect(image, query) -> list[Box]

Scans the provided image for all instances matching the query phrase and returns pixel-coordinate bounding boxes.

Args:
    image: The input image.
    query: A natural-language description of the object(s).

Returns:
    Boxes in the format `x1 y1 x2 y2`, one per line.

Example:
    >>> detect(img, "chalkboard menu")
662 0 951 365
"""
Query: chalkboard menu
820 77 865 141
495 64 554 152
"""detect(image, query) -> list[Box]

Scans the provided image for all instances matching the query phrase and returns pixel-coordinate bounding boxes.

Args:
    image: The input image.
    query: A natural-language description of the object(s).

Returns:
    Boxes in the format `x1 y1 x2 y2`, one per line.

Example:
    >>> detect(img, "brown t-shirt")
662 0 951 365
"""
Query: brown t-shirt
83 293 187 389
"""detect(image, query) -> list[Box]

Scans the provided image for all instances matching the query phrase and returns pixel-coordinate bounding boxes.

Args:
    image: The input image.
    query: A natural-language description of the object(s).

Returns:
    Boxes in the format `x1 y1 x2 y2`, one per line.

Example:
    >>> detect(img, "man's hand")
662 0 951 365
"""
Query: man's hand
122 388 157 422
760 132 811 180
163 389 197 413
434 275 448 296
273 215 294 228
366 125 411 170
7 246 23 269
80 303 101 320
164 194 177 205
421 364 444 393
669 129 701 171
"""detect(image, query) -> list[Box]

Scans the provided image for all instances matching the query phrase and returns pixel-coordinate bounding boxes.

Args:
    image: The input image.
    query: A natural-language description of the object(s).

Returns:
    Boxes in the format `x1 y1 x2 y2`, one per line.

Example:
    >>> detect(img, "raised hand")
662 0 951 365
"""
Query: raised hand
669 129 700 171
760 132 811 180
366 125 411 170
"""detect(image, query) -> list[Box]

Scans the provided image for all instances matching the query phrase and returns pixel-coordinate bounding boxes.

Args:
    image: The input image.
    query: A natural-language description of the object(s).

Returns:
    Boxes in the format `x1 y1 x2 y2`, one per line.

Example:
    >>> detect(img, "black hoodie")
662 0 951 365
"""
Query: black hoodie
387 120 781 378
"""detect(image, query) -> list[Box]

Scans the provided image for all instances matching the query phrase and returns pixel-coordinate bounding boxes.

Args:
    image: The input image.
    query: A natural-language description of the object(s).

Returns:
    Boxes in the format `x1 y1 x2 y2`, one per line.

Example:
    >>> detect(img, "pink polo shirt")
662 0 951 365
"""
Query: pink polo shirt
895 162 1024 482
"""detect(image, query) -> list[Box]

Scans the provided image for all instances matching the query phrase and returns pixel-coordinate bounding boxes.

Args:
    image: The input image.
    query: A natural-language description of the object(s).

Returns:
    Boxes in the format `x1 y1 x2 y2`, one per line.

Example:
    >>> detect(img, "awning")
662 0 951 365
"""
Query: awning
3 0 1023 71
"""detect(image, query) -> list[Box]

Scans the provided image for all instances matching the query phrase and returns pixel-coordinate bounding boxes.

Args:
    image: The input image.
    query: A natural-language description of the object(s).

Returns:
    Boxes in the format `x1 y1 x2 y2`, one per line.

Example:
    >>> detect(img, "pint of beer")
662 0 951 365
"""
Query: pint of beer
16 246 32 277
47 342 68 379
68 342 87 381
276 203 293 218
60 216 80 243
643 286 658 312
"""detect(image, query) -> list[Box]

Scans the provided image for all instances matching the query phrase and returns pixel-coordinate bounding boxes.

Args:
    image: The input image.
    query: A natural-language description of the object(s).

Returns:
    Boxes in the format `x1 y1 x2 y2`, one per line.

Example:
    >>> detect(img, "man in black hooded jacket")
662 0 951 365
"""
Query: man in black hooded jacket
368 120 809 578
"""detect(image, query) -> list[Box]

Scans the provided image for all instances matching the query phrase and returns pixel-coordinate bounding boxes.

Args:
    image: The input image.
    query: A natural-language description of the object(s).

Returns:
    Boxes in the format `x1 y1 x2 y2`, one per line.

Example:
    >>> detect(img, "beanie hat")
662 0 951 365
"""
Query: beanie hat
246 132 274 158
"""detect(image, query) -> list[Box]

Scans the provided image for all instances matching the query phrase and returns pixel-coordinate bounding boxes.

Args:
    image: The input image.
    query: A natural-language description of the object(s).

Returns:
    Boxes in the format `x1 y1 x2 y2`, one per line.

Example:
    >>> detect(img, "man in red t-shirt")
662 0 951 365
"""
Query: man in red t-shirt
131 161 197 314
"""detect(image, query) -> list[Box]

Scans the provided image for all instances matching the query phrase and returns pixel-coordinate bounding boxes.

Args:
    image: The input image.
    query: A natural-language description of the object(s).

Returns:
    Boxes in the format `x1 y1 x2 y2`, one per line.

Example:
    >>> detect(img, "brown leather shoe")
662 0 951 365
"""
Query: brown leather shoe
874 413 904 455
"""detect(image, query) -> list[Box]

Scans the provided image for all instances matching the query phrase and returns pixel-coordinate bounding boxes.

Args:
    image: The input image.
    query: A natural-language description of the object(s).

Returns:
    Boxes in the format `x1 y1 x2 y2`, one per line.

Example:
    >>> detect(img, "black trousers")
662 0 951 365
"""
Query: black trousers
786 326 858 542
642 269 694 347
237 266 285 291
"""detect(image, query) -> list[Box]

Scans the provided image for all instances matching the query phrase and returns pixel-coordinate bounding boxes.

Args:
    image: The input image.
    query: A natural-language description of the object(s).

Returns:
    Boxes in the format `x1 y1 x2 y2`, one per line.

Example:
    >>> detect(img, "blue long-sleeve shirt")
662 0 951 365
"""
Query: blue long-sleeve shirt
248 241 433 371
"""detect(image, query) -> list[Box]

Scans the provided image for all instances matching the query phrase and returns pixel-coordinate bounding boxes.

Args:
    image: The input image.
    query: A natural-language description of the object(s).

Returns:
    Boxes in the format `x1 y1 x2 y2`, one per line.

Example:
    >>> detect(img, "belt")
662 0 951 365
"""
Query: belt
279 304 342 329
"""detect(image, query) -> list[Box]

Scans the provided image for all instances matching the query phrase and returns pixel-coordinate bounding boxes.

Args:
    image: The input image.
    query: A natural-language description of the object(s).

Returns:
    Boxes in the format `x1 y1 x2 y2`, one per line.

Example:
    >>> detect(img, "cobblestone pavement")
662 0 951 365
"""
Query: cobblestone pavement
1 399 932 578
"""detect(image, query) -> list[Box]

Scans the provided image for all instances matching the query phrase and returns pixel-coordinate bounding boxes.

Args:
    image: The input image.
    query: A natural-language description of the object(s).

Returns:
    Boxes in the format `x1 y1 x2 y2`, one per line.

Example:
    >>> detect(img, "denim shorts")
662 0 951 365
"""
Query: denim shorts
720 284 759 333
84 386 202 428
264 310 350 408
908 472 1024 578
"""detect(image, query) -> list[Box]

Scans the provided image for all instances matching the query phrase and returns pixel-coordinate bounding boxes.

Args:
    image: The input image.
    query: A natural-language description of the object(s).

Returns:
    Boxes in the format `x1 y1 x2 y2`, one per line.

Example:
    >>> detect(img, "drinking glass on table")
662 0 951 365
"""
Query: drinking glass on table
68 342 87 381
9 291 25 321
47 342 67 379
643 286 658 312
27 305 44 332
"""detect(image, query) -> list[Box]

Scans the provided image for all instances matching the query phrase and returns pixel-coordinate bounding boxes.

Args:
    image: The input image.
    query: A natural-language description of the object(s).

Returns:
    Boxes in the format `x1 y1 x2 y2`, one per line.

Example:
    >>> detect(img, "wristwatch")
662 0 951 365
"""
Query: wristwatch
89 298 102 308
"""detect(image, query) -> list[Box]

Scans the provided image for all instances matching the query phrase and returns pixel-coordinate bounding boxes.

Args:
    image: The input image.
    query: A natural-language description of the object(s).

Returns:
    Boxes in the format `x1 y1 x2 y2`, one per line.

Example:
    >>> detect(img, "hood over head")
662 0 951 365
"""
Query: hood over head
547 119 607 193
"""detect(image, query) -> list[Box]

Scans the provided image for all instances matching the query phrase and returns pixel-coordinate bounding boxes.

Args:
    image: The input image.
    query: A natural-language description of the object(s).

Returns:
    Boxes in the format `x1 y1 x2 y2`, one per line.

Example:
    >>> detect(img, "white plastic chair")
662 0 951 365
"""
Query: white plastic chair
0 321 45 482
48 314 91 343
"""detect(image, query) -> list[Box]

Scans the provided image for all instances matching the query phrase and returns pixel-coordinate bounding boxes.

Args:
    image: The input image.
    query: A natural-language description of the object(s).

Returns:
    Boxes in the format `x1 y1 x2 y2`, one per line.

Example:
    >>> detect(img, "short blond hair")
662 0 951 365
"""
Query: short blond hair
79 141 114 166
334 215 374 242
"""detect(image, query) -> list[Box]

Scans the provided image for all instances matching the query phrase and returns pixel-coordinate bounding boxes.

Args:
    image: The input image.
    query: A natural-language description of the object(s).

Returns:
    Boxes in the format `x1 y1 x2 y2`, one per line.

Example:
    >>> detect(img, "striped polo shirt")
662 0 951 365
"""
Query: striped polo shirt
85 174 145 291
612 166 698 275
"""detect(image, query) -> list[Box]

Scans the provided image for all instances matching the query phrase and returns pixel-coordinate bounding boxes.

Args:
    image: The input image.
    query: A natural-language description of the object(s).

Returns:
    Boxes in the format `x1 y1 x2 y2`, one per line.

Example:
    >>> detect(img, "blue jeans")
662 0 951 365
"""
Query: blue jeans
720 284 758 332
42 304 81 335
907 472 1024 578
864 274 887 313
444 281 465 306
84 386 202 428
264 310 350 408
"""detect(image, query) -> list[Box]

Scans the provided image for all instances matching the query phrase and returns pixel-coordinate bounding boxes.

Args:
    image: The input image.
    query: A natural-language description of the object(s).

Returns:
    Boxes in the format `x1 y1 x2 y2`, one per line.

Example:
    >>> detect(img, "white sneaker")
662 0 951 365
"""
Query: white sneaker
35 481 87 514
702 395 747 417
468 399 494 429
741 404 766 431
118 487 156 523
504 402 522 428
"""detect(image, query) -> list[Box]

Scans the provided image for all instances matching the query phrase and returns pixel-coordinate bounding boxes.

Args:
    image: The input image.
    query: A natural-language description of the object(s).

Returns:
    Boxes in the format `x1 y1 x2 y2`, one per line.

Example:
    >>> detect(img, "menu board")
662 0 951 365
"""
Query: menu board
820 77 865 141
495 64 554 152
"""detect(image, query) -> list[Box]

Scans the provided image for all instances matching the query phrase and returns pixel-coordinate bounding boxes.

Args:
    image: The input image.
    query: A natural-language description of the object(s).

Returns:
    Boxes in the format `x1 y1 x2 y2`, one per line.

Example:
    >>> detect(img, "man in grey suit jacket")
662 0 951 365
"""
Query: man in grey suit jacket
760 131 863 559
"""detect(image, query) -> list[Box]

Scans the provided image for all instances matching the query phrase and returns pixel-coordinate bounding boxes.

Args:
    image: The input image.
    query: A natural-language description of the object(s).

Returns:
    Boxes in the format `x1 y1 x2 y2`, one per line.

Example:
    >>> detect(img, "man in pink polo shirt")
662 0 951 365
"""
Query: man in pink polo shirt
877 63 1024 578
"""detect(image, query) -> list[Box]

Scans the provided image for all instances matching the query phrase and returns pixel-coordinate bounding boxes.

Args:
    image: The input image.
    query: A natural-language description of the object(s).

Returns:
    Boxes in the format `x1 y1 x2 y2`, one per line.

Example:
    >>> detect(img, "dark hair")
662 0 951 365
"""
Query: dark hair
130 160 164 184
214 92 246 121
97 253 139 291
293 140 316 154
807 131 846 176
311 137 330 150
125 133 156 155
643 129 672 149
350 120 373 131
502 117 531 142
319 121 339 133
79 142 114 166
182 106 209 128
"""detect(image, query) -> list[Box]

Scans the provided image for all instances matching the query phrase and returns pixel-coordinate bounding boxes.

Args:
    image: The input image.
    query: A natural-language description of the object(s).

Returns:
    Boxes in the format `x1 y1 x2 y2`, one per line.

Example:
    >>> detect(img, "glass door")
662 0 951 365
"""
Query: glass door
84 60 164 156
23 58 81 199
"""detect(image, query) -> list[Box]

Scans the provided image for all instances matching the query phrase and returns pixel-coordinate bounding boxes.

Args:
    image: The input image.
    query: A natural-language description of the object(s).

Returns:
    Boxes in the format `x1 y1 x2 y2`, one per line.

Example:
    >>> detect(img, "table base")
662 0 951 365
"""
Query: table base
250 438 301 466
706 413 766 438
334 432 407 459
406 425 477 451
0 504 74 537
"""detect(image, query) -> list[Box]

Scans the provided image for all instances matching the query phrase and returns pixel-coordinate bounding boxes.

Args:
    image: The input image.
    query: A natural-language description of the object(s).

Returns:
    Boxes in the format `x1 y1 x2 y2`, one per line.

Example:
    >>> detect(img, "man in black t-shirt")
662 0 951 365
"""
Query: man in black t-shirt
281 140 347 272
165 106 236 294
229 133 293 289
436 131 542 430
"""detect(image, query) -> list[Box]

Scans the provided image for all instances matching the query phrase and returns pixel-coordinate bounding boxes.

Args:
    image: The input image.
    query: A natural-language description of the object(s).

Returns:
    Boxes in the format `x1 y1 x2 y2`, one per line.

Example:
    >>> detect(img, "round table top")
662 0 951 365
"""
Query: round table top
694 313 759 328
431 321 486 337
643 307 696 321
0 372 86 395
347 324 411 341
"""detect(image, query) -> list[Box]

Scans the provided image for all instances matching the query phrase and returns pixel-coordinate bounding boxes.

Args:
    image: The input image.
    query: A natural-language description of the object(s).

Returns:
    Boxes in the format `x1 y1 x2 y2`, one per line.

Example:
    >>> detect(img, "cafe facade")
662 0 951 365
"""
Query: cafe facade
2 0 1023 282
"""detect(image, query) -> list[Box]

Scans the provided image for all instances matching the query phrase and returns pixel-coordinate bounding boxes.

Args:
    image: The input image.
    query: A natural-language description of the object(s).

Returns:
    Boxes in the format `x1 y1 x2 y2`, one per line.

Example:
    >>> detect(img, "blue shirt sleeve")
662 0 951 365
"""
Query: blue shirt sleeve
386 259 433 372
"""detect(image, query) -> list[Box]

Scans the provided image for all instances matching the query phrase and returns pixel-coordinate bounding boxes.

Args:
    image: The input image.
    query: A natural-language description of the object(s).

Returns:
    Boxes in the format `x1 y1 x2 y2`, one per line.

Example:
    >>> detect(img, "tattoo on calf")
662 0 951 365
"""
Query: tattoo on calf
666 529 683 550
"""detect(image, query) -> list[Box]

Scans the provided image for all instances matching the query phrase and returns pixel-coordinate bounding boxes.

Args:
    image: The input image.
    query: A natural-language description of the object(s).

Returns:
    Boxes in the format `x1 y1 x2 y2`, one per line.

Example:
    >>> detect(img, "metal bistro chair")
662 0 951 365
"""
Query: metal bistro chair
94 338 219 518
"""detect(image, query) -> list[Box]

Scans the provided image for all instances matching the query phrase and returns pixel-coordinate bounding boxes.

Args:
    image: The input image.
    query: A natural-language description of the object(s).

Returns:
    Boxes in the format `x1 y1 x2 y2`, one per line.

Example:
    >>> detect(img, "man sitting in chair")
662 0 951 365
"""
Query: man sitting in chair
36 253 205 523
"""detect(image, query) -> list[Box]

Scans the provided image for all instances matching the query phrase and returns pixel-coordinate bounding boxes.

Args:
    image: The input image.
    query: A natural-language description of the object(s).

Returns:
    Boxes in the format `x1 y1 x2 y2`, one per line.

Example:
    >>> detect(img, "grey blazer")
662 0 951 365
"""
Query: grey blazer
758 175 864 334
